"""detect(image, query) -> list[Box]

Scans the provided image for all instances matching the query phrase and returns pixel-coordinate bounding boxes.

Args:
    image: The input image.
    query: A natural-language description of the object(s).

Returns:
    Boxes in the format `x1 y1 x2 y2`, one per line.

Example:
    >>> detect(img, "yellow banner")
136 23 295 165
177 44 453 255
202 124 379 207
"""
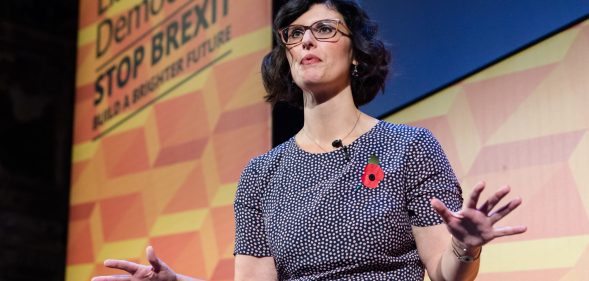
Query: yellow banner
68 0 272 280
386 19 589 281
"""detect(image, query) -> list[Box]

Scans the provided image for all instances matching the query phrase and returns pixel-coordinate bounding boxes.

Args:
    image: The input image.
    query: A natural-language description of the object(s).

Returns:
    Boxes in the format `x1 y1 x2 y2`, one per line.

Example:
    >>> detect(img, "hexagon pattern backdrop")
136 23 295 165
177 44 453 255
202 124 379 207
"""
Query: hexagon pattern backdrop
386 18 589 281
67 0 272 280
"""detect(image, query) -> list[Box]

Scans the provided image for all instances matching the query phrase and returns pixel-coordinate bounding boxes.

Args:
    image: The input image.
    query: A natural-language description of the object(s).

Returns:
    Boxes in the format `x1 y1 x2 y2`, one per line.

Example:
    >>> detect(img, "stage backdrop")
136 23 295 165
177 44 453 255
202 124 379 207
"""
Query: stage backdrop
67 0 272 280
386 18 589 281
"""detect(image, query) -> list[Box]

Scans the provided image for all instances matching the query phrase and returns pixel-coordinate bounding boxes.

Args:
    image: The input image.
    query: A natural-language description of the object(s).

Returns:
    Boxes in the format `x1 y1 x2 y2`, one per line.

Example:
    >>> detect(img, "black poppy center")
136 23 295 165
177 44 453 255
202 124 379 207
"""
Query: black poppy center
369 174 376 181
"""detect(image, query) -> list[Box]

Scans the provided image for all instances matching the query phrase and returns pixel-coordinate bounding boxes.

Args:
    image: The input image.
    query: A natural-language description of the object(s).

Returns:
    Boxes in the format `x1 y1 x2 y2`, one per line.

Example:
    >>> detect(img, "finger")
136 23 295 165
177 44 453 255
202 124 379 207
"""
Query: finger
431 197 463 223
91 275 131 281
493 225 527 237
466 181 485 209
489 197 523 224
104 259 140 274
478 185 510 215
146 246 162 273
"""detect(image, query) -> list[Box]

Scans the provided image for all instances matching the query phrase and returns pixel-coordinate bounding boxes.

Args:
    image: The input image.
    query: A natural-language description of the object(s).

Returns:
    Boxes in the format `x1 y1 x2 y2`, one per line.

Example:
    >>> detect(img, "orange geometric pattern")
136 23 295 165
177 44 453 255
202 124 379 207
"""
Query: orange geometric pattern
386 19 589 281
67 0 272 280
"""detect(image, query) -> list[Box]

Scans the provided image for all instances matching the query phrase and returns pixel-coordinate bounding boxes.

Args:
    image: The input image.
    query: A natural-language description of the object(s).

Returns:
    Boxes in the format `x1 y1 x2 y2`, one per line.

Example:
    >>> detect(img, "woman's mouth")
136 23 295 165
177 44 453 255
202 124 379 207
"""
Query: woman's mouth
301 54 321 65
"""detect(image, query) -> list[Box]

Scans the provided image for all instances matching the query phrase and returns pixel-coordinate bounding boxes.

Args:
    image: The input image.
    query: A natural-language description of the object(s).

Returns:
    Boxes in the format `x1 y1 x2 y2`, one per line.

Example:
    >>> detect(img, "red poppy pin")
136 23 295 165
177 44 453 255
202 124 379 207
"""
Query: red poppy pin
355 154 384 192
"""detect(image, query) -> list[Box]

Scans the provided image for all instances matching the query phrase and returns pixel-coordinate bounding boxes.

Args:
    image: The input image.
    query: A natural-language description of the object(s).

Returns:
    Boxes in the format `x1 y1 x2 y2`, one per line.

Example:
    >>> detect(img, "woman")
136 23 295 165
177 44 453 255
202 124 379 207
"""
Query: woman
93 0 526 280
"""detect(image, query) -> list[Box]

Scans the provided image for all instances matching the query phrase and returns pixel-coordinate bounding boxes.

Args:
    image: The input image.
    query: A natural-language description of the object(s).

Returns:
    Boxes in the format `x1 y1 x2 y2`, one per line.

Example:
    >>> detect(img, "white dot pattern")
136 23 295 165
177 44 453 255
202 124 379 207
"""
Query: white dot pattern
234 121 463 280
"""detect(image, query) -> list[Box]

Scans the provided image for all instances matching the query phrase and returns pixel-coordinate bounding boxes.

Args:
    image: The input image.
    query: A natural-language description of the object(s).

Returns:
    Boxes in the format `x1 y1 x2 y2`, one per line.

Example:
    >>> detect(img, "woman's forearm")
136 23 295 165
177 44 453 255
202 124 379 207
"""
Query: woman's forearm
176 274 204 281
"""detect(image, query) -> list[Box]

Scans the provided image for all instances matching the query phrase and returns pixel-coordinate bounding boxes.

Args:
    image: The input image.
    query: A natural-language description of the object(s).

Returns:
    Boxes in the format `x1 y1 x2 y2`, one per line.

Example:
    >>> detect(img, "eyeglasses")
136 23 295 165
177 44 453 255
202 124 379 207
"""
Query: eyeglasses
278 19 351 46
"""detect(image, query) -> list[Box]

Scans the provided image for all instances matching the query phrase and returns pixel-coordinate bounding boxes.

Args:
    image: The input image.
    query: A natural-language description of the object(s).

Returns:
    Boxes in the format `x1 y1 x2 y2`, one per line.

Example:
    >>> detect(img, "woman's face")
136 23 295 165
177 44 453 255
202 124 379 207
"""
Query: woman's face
285 4 354 95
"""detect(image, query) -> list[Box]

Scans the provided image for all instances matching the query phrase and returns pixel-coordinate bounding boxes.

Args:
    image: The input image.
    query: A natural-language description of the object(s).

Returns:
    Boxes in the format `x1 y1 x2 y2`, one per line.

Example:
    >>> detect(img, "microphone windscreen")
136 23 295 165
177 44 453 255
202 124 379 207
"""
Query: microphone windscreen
332 139 343 148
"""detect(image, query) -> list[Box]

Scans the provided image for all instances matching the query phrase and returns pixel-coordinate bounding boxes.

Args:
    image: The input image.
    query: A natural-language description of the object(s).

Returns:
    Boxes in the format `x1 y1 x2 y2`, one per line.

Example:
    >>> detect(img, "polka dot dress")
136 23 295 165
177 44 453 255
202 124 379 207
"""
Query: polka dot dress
234 121 463 280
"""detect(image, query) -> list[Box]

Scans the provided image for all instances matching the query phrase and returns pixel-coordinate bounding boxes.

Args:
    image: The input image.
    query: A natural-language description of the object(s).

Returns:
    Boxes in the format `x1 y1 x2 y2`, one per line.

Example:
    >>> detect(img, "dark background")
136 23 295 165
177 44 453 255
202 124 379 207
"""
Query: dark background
360 0 589 116
0 0 77 280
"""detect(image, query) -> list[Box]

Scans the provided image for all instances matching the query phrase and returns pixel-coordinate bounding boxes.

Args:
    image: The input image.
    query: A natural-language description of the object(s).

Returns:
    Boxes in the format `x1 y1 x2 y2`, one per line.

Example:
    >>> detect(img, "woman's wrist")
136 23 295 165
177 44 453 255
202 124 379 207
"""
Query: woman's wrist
451 237 482 262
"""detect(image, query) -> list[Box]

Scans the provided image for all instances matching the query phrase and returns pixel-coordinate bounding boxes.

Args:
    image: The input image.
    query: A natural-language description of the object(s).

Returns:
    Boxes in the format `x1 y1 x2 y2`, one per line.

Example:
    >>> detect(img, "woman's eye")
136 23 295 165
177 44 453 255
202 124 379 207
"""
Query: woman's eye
315 25 335 34
290 28 305 38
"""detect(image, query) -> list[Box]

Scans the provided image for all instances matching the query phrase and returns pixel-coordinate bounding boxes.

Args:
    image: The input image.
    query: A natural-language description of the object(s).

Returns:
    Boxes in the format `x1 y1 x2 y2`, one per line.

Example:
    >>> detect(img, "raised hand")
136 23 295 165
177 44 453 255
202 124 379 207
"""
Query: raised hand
91 246 178 281
431 181 527 247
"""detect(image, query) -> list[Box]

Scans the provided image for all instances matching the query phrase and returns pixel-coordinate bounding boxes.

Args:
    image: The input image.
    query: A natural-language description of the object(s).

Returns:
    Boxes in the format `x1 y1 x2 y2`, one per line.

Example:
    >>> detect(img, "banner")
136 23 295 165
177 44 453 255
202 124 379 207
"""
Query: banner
67 0 272 280
386 19 589 281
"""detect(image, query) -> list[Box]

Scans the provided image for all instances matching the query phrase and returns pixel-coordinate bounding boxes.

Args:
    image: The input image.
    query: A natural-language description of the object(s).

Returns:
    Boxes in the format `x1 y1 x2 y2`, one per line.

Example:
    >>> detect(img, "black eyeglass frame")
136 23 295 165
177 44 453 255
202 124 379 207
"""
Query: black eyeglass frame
278 19 352 46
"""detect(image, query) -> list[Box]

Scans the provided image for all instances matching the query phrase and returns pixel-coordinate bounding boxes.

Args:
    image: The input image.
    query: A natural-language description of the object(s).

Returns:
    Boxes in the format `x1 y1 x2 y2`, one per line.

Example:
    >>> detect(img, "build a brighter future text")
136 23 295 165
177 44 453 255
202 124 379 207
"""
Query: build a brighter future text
92 0 231 132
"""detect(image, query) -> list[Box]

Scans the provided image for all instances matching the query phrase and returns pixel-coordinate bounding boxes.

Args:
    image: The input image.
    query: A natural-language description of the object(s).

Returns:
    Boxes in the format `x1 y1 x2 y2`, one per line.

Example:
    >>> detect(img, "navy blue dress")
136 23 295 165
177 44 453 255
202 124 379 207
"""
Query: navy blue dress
234 121 463 280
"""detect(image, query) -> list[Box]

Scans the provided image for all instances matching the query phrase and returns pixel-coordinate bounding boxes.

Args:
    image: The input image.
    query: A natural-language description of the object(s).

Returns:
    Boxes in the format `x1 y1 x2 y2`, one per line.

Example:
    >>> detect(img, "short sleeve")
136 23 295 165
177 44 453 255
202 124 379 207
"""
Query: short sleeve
233 158 272 256
405 128 463 227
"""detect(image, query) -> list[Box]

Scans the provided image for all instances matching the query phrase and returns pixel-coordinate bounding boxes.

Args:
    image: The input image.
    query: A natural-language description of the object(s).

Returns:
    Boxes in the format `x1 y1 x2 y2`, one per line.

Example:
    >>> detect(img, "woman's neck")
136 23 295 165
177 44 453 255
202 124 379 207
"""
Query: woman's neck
298 85 374 151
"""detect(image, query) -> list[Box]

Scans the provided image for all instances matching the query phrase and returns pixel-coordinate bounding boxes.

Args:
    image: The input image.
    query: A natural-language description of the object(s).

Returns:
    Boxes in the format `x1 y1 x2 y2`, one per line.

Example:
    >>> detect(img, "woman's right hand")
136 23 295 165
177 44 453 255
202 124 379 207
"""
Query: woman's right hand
91 246 177 281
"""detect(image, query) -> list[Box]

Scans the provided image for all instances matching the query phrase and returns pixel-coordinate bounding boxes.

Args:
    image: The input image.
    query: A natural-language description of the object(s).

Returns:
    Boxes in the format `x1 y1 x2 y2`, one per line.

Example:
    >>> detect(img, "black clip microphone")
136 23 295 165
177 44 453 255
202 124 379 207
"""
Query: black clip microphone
332 139 350 161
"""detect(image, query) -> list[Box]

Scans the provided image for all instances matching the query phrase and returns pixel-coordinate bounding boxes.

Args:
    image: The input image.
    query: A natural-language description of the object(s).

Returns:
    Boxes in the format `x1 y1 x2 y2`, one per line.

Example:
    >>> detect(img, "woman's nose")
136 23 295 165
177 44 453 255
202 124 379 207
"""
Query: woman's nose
301 29 316 49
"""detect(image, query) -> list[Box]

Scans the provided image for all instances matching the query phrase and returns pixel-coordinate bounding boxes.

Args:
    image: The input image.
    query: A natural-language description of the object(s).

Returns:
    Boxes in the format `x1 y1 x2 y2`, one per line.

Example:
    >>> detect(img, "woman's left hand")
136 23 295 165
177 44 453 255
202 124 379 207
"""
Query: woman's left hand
431 181 527 247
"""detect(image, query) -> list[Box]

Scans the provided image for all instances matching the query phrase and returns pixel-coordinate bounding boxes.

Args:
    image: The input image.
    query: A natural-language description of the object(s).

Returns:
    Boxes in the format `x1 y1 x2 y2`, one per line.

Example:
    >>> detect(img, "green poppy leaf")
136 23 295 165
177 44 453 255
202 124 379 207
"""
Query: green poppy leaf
368 154 380 165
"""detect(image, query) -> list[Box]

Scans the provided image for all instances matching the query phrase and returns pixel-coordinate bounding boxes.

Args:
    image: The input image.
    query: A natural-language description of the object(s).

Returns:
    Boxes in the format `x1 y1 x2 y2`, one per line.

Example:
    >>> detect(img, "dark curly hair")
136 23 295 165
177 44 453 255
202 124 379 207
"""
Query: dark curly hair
262 0 391 108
